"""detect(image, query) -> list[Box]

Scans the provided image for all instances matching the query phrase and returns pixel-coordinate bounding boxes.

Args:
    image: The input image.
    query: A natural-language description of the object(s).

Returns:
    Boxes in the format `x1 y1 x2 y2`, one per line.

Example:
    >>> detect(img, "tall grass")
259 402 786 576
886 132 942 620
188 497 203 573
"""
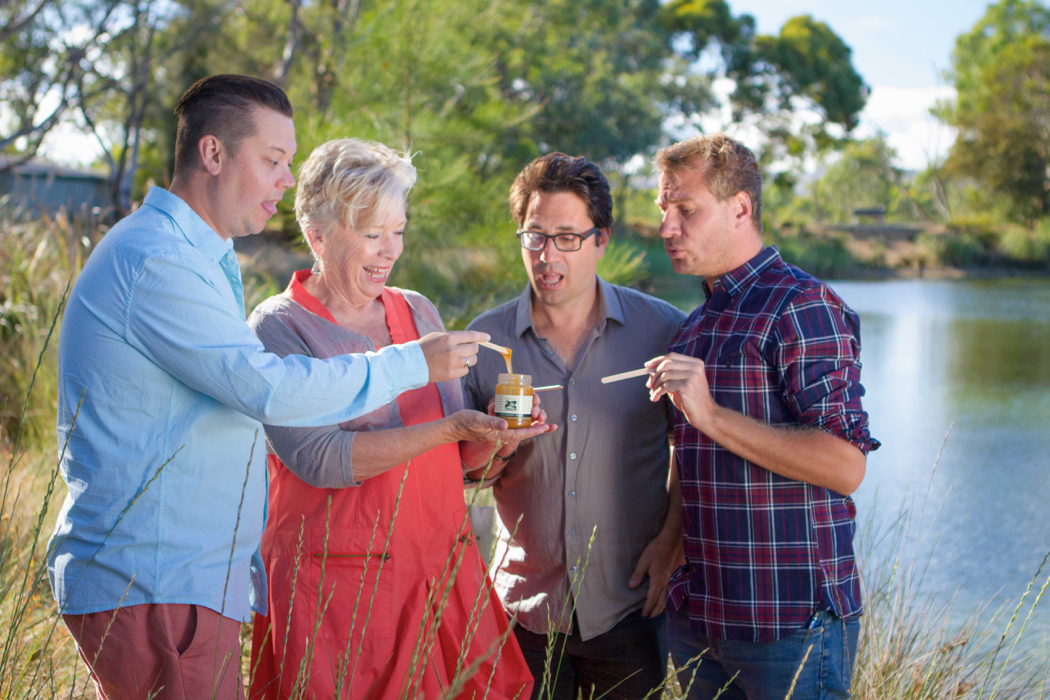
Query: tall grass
0 207 103 450
1 212 1047 698
849 429 1050 700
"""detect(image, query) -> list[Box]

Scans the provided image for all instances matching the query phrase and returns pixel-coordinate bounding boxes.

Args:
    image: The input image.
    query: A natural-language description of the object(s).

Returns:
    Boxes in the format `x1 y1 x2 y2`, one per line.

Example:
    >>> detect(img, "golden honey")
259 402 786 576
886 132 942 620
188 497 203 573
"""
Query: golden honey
494 373 533 428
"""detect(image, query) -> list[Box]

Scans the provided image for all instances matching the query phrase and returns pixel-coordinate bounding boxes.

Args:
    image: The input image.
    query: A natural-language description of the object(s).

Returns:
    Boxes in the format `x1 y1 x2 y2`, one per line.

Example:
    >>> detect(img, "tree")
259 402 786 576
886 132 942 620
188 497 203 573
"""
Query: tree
0 0 78 168
659 0 868 172
71 1 229 215
940 0 1050 219
802 136 925 224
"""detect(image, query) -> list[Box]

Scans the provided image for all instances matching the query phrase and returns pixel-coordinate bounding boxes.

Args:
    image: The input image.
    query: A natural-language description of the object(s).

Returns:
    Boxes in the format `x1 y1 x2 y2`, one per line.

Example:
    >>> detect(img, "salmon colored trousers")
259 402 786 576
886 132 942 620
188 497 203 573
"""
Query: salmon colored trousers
249 288 532 700
64 603 244 699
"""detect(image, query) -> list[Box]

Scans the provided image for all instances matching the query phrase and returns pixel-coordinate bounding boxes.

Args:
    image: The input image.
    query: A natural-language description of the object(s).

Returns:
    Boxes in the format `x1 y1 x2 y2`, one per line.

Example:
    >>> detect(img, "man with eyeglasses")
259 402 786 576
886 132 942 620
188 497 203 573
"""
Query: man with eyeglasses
463 153 686 699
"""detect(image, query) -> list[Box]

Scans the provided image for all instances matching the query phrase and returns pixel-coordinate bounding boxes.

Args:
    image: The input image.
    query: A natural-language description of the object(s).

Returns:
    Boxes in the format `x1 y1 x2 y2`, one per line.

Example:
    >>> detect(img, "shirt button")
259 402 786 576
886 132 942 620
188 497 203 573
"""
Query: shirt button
571 415 577 421
569 529 575 537
568 491 576 498
569 378 575 385
570 565 578 574
546 350 554 357
569 453 577 460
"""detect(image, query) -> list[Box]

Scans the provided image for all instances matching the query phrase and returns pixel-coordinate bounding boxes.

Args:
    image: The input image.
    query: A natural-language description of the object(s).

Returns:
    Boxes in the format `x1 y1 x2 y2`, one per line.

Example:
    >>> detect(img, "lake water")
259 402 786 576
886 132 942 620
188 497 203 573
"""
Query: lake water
834 278 1050 632
662 276 1050 635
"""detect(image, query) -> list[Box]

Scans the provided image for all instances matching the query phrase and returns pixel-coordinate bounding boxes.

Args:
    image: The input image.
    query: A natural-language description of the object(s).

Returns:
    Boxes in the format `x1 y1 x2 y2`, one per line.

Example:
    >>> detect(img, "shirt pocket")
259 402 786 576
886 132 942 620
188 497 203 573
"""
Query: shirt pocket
706 344 776 414
308 539 397 650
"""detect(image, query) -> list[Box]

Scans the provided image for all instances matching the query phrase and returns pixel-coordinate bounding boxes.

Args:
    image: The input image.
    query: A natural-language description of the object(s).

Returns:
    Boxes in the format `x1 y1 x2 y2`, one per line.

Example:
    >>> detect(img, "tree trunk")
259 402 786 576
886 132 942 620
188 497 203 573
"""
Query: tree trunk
1043 160 1050 216
275 0 302 86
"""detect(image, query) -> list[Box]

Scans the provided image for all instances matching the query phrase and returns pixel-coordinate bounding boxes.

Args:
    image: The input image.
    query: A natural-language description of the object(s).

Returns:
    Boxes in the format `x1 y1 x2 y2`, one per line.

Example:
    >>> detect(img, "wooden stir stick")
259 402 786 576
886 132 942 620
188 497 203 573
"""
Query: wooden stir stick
479 341 511 355
600 367 650 384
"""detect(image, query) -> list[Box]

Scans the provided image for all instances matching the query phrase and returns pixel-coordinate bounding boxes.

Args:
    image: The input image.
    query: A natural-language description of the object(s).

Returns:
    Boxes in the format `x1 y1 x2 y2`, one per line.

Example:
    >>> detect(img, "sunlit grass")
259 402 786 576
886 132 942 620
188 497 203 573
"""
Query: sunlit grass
1 211 1047 698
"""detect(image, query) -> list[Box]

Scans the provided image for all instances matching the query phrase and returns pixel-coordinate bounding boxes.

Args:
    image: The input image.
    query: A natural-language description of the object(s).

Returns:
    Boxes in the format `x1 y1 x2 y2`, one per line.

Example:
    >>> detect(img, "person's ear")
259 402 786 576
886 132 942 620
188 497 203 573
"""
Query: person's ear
595 227 611 259
198 135 224 177
304 226 326 260
733 192 753 229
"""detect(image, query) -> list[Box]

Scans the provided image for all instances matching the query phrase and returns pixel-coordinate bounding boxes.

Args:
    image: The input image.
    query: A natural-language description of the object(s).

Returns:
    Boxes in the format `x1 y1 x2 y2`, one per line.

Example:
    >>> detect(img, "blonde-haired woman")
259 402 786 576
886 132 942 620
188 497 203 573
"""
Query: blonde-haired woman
248 139 551 699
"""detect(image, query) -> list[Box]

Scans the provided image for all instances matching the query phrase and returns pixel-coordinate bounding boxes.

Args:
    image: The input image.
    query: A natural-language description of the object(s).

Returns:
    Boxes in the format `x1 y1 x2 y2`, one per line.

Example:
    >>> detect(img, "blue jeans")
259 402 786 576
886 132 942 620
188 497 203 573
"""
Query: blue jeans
668 610 860 700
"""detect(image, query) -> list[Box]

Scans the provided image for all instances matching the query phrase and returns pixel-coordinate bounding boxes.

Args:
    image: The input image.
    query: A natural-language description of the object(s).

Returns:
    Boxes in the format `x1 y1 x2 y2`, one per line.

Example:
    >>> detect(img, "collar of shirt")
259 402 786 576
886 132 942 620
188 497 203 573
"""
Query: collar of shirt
703 245 782 302
285 269 339 324
142 186 235 266
511 276 627 339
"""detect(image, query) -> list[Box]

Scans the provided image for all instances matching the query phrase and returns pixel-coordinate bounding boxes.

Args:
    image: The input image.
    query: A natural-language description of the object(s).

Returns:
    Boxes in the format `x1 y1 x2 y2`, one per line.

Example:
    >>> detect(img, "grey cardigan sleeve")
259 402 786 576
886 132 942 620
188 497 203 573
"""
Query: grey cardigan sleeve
249 309 360 489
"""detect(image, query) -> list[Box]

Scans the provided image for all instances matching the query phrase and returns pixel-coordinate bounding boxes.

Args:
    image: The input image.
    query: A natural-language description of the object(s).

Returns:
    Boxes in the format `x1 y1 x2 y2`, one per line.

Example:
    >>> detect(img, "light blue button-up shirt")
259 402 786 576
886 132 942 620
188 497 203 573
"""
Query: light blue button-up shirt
47 187 428 622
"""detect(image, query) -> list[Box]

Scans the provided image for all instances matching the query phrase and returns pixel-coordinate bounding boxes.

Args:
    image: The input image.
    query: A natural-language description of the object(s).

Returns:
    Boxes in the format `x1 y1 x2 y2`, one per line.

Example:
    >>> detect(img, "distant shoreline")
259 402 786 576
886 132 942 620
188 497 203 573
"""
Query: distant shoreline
832 265 1050 281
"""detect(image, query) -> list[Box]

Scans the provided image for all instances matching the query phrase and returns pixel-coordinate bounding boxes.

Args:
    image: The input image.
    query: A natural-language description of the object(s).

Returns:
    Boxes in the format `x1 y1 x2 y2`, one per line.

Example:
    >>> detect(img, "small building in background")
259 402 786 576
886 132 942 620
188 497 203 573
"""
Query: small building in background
0 156 111 217
853 205 887 225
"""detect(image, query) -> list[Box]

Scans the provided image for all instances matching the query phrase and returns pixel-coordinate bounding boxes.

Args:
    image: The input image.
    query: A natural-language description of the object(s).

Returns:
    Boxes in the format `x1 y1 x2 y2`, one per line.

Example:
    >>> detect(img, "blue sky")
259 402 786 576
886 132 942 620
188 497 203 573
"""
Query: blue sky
732 0 996 169
733 0 992 89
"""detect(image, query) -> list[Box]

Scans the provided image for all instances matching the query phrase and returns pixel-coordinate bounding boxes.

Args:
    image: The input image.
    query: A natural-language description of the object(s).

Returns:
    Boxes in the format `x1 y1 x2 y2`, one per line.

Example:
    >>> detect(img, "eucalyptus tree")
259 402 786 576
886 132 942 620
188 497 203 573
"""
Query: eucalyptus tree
660 0 868 185
939 0 1050 219
0 0 78 168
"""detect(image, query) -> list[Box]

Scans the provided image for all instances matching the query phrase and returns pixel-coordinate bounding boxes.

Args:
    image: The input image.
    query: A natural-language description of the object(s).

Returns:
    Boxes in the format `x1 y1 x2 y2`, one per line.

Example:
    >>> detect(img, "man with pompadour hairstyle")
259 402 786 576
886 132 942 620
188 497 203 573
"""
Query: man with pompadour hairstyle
647 133 879 700
464 152 687 700
48 74 490 699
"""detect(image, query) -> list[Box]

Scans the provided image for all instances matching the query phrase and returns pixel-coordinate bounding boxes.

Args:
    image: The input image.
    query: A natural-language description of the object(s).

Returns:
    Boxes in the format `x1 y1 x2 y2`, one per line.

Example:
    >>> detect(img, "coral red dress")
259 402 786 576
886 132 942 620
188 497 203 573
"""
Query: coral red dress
249 275 532 700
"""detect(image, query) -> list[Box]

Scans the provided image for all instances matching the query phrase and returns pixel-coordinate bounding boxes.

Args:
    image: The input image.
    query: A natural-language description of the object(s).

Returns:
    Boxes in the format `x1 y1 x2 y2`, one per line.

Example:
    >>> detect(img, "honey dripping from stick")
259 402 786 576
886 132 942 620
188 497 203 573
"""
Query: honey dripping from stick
500 348 513 375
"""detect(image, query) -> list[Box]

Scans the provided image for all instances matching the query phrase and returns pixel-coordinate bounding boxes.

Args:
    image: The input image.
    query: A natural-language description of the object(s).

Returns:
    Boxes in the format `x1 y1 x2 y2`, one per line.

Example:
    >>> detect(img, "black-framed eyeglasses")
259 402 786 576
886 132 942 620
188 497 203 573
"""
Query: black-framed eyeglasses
516 228 600 252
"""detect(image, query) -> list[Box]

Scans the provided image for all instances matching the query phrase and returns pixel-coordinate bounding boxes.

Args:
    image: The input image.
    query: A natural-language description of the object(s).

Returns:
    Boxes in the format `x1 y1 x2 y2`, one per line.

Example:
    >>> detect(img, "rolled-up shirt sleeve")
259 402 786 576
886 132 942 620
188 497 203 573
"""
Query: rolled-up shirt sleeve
773 285 880 454
124 253 428 427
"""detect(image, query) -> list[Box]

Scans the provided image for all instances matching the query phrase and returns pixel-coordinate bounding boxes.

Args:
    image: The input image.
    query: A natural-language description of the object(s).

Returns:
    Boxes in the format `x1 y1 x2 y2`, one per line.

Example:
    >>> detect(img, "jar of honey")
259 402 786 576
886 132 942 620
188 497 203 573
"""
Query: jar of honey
494 373 533 428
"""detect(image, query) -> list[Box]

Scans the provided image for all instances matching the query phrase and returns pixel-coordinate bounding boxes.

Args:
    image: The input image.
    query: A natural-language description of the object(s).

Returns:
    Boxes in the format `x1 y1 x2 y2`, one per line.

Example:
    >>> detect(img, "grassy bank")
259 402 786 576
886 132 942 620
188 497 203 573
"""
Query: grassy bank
2 212 1049 697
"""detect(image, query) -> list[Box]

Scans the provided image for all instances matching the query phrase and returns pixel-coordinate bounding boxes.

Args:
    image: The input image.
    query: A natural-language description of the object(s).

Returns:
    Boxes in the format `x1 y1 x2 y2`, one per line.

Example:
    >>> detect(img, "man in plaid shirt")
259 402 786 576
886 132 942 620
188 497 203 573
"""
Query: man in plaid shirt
646 134 879 700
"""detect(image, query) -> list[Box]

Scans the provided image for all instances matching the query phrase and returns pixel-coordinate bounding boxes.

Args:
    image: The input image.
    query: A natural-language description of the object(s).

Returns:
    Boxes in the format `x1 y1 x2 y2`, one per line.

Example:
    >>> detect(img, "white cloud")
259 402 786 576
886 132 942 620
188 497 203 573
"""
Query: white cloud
856 84 957 171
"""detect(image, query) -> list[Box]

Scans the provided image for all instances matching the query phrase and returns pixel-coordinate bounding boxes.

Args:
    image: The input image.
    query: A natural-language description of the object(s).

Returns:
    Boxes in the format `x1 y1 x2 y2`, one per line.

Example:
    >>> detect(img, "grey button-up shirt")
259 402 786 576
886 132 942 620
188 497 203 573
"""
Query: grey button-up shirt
464 278 685 640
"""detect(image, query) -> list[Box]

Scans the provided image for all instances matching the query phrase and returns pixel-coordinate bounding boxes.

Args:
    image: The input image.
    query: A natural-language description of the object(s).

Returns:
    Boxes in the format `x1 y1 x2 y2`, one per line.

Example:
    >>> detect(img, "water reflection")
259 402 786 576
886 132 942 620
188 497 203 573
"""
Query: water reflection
831 278 1050 633
947 318 1050 391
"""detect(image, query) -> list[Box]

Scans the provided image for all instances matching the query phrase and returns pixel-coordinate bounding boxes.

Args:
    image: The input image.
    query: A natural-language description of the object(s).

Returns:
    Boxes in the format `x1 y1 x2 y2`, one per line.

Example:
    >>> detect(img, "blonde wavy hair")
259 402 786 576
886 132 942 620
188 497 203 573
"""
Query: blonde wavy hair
294 138 417 258
655 134 763 232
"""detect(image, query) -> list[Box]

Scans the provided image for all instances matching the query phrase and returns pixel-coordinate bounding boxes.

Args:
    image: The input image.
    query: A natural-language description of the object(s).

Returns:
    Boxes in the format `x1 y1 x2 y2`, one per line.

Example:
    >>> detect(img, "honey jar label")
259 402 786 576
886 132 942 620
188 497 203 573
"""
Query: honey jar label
495 394 533 418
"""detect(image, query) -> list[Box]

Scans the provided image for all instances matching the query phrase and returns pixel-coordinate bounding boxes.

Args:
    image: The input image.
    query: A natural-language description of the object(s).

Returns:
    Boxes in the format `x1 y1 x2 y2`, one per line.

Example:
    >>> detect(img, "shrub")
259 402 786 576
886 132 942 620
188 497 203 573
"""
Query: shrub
918 230 985 267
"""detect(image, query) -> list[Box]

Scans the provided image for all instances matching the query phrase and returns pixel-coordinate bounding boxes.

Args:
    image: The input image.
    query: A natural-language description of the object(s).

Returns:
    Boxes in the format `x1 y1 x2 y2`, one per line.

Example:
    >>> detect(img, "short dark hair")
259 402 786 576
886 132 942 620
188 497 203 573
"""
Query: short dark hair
173 74 293 176
509 153 613 232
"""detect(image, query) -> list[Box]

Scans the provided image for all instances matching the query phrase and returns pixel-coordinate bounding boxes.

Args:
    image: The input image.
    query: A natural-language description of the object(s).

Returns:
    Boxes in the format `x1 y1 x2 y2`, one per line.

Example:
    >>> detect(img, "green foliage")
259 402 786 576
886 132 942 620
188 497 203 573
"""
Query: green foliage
764 135 931 228
122 0 735 314
0 210 102 448
813 138 905 223
658 4 866 131
765 228 858 279
940 0 1050 219
6 0 877 314
1000 220 1050 262
660 0 746 49
918 230 986 268
753 15 868 131
596 238 650 288
659 2 867 174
